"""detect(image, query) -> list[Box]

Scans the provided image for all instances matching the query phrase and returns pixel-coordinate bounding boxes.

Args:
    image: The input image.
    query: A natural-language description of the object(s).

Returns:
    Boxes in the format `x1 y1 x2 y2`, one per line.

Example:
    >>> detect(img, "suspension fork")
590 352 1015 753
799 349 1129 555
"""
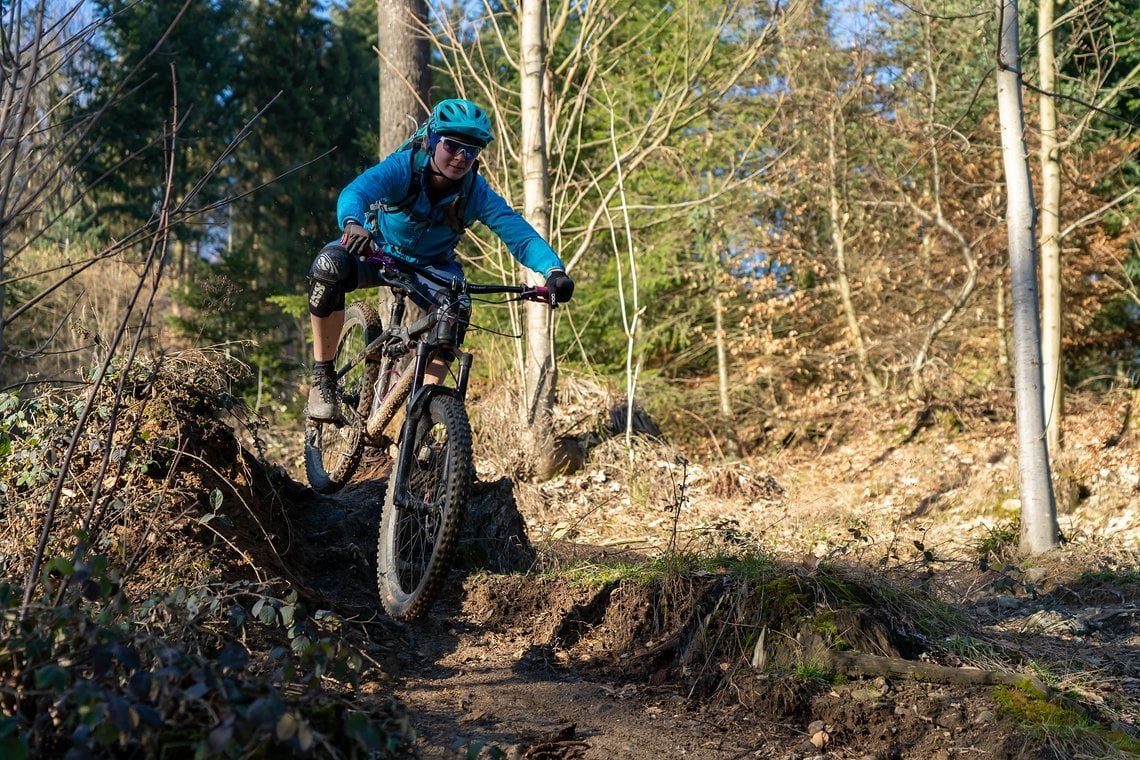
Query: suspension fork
392 375 451 512
390 342 471 507
454 350 472 399
390 341 440 502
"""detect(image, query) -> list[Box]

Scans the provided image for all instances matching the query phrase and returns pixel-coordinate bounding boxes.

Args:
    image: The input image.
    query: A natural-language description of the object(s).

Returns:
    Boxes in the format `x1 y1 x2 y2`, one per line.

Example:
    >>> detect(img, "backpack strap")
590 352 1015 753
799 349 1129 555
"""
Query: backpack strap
374 135 429 216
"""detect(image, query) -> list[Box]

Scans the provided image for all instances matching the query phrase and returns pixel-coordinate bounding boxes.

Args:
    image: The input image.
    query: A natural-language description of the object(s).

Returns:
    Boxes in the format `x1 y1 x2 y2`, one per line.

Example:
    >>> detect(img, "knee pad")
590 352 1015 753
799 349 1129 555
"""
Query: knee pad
307 245 357 317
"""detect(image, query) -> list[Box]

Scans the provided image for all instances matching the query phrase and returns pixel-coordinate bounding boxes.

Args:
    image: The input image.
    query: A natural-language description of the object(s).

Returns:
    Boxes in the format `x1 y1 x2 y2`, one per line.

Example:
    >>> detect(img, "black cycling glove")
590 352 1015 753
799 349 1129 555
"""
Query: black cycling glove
340 221 373 256
546 270 575 303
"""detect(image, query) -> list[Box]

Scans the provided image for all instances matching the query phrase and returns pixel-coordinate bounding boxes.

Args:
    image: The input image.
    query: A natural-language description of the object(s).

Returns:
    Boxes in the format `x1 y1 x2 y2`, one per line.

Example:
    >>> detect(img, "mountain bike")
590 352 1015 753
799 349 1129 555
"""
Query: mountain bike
303 249 555 620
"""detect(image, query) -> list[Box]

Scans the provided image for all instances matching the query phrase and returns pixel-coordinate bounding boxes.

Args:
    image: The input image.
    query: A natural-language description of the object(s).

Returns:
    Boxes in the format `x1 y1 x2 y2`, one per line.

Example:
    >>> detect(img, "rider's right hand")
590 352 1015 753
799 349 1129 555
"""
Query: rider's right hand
341 221 373 255
546 269 575 303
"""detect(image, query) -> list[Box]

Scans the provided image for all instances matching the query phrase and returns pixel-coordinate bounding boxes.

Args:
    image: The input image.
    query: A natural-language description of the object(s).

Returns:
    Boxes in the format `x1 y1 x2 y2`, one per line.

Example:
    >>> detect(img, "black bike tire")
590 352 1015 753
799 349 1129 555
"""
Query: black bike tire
377 393 472 620
304 303 382 494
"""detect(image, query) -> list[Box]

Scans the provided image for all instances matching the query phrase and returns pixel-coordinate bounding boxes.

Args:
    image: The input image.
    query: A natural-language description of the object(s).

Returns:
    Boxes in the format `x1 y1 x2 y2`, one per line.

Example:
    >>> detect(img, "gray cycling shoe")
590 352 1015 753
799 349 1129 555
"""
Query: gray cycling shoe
306 369 341 421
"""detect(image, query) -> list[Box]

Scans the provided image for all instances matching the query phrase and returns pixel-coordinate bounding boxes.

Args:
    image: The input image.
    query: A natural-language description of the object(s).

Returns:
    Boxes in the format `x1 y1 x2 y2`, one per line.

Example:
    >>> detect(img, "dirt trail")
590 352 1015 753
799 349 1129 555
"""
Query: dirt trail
262 394 1140 759
382 592 770 759
271 467 1138 760
282 477 789 758
375 582 1064 760
280 477 753 758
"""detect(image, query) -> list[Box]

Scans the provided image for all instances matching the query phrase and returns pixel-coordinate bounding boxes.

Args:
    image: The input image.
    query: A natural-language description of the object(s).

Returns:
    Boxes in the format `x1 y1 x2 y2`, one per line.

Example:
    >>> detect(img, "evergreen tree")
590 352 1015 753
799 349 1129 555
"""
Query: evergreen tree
228 0 376 288
72 0 242 267
176 0 379 401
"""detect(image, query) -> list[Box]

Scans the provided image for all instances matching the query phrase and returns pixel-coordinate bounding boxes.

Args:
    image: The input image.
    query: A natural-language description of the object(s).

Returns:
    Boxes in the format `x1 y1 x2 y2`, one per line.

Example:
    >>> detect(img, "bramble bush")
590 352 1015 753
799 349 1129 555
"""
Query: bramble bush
0 561 414 758
0 354 415 757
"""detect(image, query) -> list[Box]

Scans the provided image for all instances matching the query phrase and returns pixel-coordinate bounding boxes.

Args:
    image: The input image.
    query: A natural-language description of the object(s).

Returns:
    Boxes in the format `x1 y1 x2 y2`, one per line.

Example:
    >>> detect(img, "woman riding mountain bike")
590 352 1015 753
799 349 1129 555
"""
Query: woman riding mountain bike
302 248 556 618
306 98 574 421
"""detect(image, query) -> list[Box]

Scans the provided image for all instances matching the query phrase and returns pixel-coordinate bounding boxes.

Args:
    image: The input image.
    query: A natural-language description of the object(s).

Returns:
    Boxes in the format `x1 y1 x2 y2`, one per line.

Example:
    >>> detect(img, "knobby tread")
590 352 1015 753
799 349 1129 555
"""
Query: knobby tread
377 393 472 620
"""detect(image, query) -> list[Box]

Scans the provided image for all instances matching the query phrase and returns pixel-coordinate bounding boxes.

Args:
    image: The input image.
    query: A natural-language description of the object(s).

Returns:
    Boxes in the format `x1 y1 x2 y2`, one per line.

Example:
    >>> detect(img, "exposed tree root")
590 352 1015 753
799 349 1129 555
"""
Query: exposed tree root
827 650 1052 698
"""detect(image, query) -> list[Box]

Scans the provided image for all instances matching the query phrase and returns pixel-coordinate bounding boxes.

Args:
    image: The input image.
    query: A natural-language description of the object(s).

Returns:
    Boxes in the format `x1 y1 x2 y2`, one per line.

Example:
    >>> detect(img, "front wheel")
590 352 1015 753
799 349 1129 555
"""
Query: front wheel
377 393 472 620
304 303 381 494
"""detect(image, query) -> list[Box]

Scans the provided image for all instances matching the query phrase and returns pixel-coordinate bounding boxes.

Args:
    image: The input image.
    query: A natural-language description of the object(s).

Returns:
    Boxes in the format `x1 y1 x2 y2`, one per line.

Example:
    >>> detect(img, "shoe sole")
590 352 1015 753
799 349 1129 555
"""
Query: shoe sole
306 407 341 422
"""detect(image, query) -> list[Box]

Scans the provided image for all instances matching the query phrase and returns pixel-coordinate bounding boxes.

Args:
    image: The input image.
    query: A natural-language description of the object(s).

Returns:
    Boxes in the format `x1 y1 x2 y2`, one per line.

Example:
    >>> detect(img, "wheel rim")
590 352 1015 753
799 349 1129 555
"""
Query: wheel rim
309 418 359 473
337 319 371 418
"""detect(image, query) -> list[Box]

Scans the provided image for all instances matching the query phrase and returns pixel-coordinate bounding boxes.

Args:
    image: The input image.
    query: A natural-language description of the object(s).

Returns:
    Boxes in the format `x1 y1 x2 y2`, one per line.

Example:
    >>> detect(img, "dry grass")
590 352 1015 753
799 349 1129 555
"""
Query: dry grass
4 246 180 387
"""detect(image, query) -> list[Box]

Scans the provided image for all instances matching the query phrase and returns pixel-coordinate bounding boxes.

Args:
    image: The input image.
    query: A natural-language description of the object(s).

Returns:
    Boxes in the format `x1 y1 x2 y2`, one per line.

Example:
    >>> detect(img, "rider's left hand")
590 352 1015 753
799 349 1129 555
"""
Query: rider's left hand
546 270 574 303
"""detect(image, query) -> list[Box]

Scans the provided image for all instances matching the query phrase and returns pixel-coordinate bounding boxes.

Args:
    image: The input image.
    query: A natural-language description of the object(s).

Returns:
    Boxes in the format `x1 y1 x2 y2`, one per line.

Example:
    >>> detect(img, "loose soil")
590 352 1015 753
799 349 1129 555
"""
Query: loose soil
252 389 1140 759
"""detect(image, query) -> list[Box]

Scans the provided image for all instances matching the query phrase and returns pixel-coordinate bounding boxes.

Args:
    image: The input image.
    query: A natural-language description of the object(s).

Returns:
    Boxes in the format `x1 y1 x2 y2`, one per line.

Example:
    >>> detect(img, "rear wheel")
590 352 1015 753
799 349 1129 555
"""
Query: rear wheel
304 303 381 494
377 393 472 619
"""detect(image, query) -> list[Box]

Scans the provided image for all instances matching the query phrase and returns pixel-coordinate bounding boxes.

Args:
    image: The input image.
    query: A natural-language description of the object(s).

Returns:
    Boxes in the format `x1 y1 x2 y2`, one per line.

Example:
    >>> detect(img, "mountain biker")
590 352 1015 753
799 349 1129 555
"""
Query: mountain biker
305 98 574 421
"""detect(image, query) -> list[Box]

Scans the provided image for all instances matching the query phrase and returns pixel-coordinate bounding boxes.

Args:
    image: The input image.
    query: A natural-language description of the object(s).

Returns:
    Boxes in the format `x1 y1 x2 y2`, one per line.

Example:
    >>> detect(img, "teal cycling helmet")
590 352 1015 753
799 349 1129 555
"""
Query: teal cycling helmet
429 98 494 147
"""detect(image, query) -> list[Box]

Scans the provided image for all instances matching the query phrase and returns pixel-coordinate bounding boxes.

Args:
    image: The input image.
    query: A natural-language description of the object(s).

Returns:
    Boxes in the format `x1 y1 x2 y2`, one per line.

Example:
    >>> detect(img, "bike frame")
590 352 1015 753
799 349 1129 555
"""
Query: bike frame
302 236 562 613
352 252 553 511
345 209 556 433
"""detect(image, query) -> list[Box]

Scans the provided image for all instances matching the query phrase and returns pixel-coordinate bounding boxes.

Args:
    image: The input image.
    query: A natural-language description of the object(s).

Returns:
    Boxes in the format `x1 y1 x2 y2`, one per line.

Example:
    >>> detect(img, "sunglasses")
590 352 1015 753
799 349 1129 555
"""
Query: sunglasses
439 136 483 161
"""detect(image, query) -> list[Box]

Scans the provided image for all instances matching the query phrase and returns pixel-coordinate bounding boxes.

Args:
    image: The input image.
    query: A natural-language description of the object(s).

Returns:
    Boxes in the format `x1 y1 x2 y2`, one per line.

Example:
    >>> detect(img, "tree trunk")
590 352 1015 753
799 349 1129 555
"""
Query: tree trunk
715 289 731 420
377 0 430 156
1038 0 1063 458
375 0 431 330
0 238 6 359
997 263 1009 375
826 111 881 396
520 0 558 480
714 289 742 458
995 0 1058 555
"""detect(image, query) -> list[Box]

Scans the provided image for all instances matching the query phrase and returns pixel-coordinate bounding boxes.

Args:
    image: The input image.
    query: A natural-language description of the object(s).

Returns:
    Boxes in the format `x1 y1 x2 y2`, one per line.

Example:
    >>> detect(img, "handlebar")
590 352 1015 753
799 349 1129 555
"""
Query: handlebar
467 281 554 306
365 250 558 308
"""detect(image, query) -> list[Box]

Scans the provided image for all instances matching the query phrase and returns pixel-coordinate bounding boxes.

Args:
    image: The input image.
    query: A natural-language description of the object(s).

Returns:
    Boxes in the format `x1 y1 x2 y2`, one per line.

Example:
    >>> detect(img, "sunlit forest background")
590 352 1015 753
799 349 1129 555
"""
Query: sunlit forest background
3 0 1138 453
2 2 1140 756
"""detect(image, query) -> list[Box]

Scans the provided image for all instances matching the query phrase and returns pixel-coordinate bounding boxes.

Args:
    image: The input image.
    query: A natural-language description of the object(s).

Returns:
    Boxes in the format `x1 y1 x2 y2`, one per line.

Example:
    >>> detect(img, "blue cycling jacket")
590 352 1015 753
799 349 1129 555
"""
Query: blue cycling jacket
337 150 565 278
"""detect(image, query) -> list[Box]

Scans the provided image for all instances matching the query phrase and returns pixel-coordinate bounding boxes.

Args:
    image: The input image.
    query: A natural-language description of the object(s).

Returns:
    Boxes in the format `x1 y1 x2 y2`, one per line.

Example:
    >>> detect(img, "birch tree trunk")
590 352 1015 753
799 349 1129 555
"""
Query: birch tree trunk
714 287 743 459
997 263 1009 374
715 290 731 421
995 0 1058 555
826 111 881 396
520 0 558 479
377 0 430 156
1037 0 1063 457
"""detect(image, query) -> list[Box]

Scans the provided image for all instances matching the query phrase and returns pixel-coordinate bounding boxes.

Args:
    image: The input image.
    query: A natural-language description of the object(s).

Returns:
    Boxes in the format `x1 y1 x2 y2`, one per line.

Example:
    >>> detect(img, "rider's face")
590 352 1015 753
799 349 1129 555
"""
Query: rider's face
432 137 478 181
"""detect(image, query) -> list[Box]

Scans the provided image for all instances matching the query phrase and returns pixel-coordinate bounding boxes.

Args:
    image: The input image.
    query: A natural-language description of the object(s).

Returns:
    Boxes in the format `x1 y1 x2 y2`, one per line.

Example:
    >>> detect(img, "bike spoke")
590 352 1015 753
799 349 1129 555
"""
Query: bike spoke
395 500 443 587
392 424 451 589
304 304 379 494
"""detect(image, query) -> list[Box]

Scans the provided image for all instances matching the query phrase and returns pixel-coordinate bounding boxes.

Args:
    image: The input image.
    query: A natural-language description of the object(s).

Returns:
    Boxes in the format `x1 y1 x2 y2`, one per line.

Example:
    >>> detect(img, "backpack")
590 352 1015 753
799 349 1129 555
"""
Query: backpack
372 123 479 235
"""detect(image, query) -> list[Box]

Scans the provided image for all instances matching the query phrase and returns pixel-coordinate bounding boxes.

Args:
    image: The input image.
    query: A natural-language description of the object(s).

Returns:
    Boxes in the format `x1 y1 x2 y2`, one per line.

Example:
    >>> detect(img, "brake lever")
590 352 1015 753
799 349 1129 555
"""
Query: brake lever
526 285 556 308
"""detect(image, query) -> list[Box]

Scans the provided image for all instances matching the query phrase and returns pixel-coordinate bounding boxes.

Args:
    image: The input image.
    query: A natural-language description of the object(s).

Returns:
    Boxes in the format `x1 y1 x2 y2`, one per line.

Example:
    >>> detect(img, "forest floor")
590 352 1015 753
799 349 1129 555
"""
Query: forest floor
253 386 1140 760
